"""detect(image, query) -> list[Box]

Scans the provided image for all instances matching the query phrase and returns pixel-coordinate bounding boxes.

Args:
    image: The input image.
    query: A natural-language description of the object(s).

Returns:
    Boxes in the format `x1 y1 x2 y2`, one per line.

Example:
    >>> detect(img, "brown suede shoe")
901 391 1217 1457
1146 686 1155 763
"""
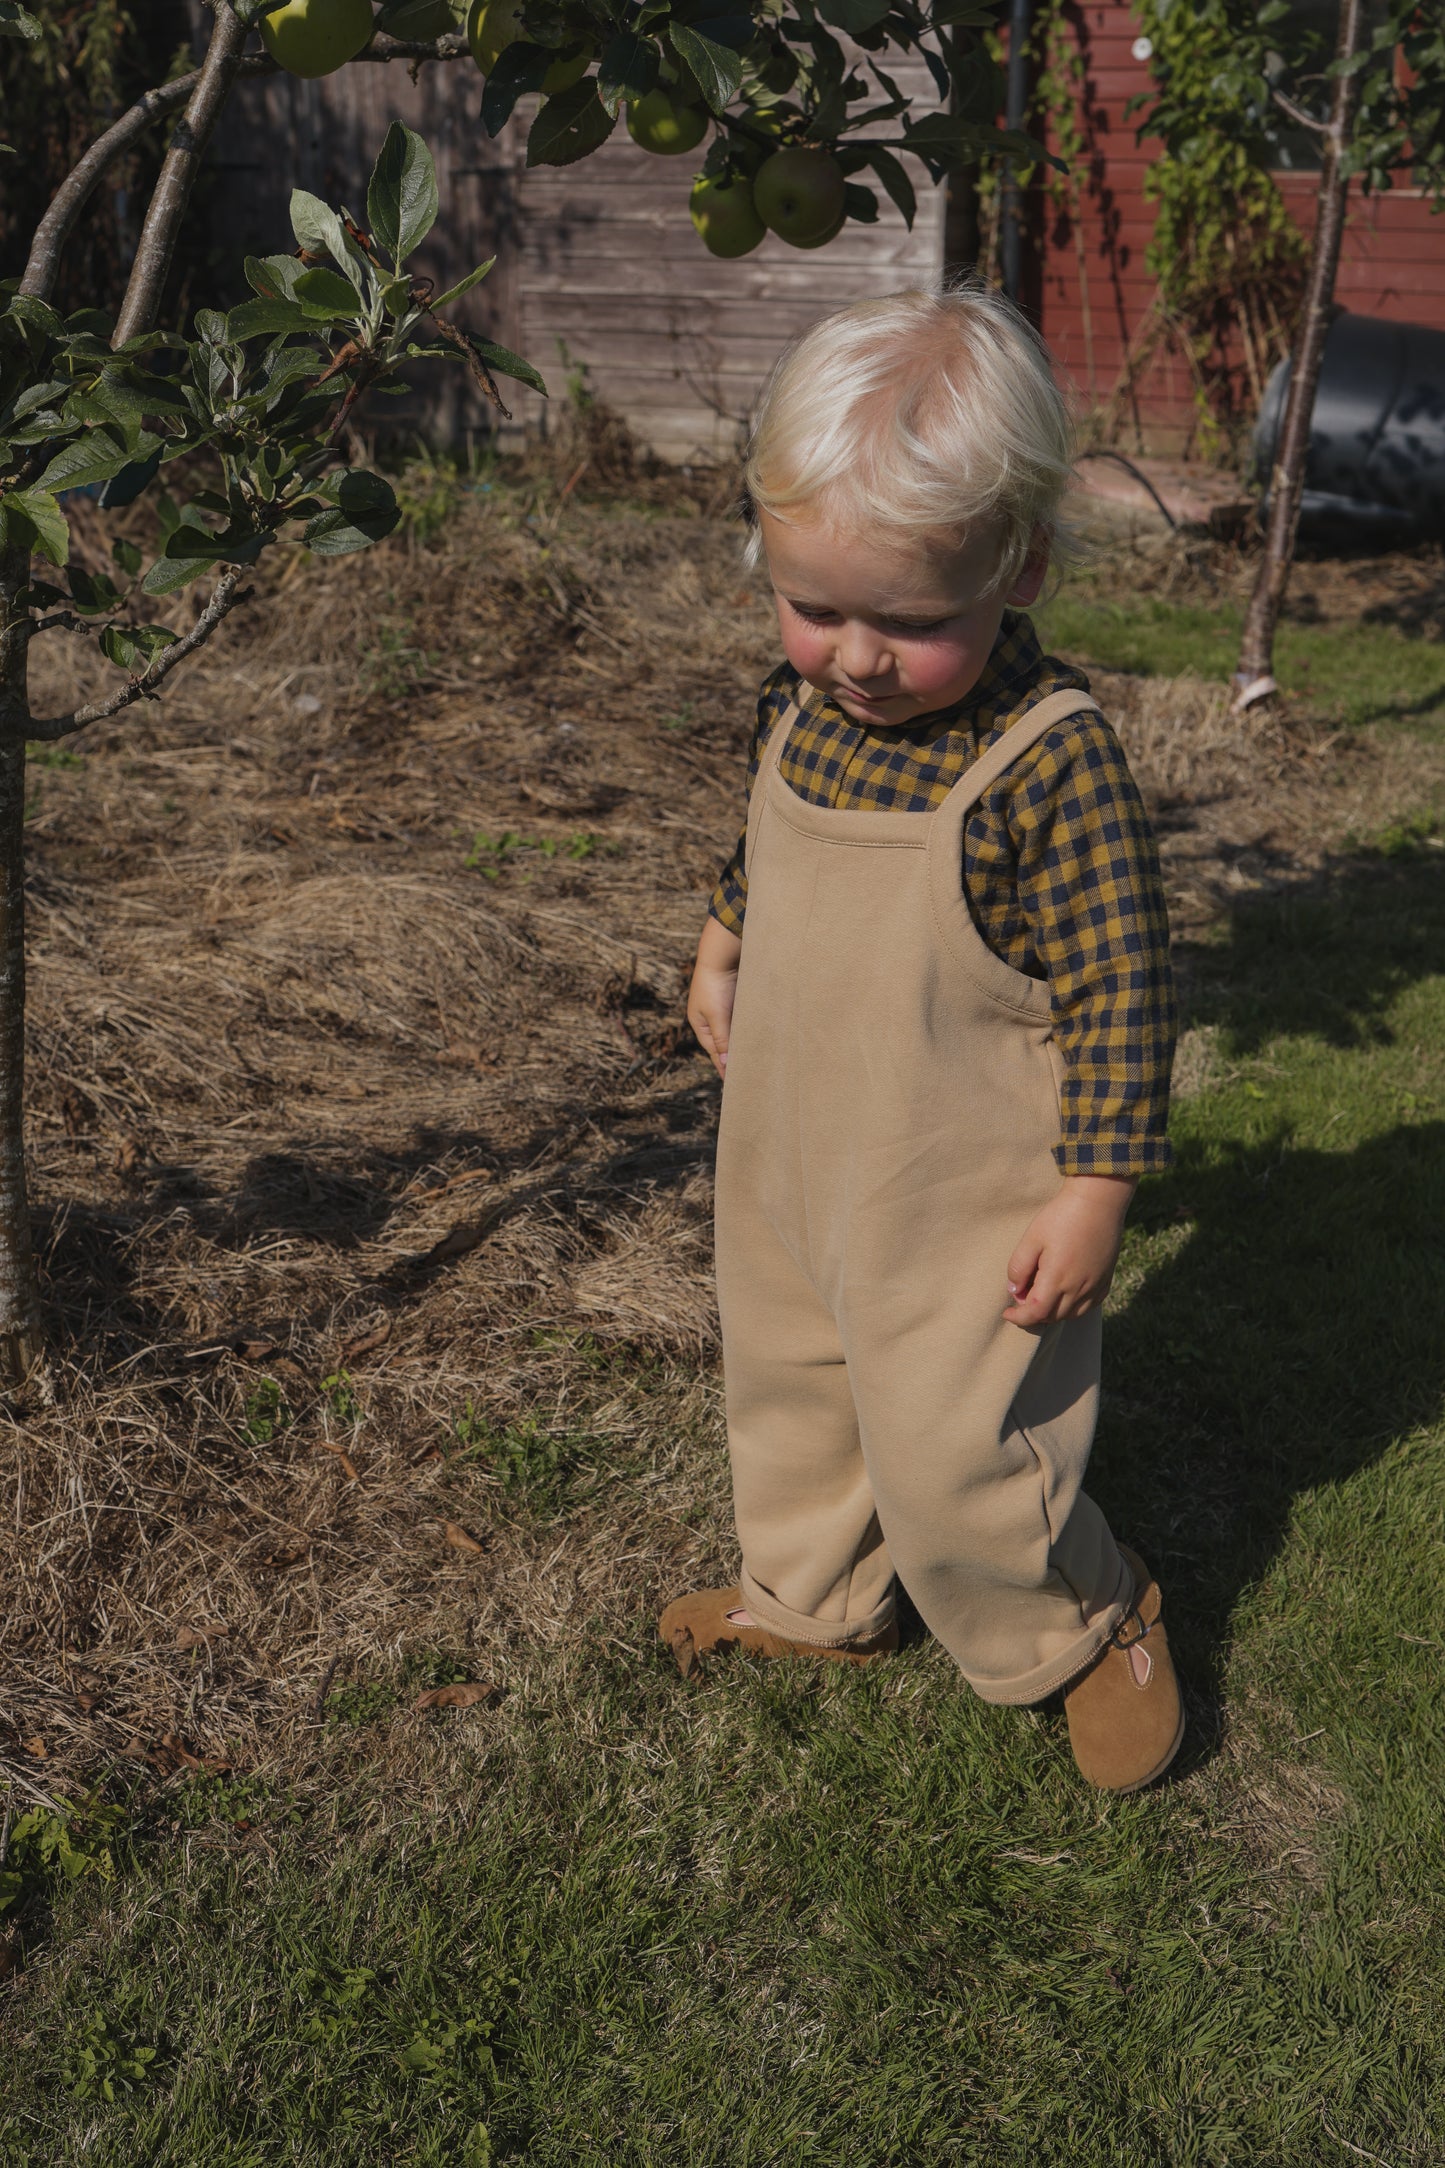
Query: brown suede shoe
1062 1545 1184 1792
659 1586 899 1679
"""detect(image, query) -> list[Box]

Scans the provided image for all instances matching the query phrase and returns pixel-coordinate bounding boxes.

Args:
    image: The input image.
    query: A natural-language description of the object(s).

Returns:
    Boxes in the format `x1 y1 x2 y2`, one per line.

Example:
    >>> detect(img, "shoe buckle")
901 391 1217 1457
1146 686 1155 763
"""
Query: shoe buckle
1110 1604 1152 1651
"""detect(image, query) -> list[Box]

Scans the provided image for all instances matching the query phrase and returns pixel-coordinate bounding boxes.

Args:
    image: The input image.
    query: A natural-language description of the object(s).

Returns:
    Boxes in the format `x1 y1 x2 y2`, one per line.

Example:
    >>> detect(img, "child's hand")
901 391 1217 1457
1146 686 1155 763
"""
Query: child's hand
1003 1175 1137 1329
688 915 744 1079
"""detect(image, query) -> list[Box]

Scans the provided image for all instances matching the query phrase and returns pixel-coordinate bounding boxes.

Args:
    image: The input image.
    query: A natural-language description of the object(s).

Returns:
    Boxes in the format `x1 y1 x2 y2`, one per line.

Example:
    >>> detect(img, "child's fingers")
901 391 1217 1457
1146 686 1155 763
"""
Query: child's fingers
1003 1253 1064 1327
1005 1227 1044 1303
687 1001 728 1079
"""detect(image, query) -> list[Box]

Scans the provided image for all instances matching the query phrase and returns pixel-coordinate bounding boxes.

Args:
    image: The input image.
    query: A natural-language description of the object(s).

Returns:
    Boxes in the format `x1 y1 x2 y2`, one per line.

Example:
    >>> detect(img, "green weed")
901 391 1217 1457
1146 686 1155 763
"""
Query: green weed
444 1402 602 1512
1367 809 1441 858
361 620 438 699
241 1377 288 1445
323 1678 398 1729
60 2011 159 2102
0 1791 125 1920
462 828 603 877
322 1369 362 1427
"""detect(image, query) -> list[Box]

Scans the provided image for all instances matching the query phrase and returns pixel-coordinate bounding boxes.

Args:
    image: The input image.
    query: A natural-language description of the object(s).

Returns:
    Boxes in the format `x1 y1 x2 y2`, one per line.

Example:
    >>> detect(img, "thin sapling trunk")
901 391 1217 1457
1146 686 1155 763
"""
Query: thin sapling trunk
1235 0 1367 703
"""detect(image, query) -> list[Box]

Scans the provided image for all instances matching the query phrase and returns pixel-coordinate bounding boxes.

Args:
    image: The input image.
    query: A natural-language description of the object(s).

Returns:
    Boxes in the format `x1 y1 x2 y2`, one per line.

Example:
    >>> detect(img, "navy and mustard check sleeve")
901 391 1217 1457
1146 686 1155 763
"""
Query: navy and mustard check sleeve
708 613 1176 1177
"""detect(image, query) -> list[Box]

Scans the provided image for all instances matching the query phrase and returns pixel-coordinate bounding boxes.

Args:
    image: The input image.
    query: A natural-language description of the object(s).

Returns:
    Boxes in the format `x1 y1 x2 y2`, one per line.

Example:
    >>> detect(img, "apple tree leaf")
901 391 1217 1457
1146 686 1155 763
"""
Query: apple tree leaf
814 0 890 33
303 469 400 556
666 23 742 110
367 122 439 266
97 447 164 511
431 258 496 311
289 190 365 289
66 565 122 614
857 143 916 227
0 487 67 565
294 266 365 317
481 41 554 136
225 297 316 342
468 336 548 398
526 80 617 168
598 31 659 116
140 553 213 595
244 253 309 302
99 622 179 672
36 430 159 495
929 0 1000 22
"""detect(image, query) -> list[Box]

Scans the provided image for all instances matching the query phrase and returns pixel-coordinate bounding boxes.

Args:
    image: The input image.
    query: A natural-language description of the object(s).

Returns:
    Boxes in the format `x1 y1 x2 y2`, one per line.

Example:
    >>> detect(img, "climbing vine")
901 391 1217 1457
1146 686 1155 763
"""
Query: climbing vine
1127 0 1307 447
966 0 1302 447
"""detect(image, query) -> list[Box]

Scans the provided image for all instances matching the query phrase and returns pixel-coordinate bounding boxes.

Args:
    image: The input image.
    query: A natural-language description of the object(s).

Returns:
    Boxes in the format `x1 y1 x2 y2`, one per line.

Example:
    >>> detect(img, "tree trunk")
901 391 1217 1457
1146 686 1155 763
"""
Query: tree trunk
0 549 41 1386
0 7 249 1381
112 1 250 347
1235 0 1367 700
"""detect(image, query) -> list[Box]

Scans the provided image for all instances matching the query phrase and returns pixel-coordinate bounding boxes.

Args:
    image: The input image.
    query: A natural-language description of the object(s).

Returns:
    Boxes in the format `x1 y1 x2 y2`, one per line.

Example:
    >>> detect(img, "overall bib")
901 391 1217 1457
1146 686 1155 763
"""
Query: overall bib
714 689 1132 1704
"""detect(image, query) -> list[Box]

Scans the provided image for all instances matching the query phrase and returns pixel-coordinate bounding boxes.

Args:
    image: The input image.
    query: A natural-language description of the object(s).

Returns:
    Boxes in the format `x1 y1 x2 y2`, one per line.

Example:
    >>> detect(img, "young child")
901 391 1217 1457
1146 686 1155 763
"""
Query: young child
662 283 1183 1792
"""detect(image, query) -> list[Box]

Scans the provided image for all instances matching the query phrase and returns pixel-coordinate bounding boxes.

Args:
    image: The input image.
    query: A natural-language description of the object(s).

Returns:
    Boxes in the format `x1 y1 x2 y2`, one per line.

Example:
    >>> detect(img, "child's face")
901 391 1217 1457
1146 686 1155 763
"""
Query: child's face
759 510 1046 727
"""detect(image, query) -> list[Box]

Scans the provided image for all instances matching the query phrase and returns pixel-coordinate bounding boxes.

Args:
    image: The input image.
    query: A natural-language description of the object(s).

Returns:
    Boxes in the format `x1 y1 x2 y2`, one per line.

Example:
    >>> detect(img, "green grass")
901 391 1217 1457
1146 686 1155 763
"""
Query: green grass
5 801 1445 2155
1036 588 1445 731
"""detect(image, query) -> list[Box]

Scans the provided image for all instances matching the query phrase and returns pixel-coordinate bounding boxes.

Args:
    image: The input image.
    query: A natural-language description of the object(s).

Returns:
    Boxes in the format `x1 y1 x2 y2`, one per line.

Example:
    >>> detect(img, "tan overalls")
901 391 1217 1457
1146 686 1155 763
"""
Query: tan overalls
714 689 1133 1704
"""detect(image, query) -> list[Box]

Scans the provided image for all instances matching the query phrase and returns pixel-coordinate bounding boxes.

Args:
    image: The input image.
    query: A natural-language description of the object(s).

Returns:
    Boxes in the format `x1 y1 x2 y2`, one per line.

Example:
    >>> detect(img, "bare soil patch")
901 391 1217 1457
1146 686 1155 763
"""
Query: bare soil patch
3 488 1440 1799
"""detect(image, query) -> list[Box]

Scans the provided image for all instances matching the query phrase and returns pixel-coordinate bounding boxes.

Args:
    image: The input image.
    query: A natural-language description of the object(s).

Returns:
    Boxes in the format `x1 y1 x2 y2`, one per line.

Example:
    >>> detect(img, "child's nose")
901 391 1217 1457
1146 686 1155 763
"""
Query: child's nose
839 622 891 683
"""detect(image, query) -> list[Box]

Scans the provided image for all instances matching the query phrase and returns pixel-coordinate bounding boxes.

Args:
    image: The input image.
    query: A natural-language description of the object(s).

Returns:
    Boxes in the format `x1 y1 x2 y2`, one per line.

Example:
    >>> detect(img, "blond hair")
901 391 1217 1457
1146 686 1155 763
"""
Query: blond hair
744 280 1074 592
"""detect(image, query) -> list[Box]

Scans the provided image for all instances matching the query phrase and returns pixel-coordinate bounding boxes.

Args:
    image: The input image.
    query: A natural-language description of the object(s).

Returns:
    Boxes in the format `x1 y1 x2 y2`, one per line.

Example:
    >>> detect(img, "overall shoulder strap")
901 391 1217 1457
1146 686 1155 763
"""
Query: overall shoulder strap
756 688 811 788
947 689 1103 819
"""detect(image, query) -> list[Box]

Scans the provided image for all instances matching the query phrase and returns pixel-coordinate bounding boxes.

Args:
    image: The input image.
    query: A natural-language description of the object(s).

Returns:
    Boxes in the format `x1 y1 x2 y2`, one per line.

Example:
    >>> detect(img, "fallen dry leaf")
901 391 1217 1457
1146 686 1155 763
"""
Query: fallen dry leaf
159 1732 230 1775
74 1692 100 1714
21 1735 47 1758
444 1521 484 1554
182 1324 284 1364
232 1332 283 1361
413 1683 496 1711
316 1440 359 1481
112 1134 146 1176
255 1540 311 1569
340 1317 391 1364
175 1622 229 1652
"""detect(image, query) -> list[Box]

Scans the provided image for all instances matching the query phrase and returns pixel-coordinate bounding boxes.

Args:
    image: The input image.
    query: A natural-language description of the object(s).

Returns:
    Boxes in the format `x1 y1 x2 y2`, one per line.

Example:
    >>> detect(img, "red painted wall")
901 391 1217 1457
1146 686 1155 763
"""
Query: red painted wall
1035 1 1445 448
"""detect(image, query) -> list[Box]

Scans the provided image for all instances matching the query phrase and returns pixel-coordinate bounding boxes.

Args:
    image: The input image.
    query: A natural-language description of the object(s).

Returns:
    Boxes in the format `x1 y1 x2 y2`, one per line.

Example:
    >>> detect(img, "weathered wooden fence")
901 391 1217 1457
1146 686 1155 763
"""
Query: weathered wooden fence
206 15 944 459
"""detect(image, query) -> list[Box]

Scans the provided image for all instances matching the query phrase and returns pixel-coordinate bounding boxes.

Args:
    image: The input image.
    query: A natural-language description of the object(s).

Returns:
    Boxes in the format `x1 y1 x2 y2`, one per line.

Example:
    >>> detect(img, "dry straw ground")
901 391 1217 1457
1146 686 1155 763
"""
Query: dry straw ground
2 475 1438 1811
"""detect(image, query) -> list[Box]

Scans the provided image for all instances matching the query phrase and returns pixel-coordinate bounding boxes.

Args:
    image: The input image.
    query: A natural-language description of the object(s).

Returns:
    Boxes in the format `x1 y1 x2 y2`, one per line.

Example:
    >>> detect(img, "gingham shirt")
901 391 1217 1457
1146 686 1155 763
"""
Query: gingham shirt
709 613 1175 1177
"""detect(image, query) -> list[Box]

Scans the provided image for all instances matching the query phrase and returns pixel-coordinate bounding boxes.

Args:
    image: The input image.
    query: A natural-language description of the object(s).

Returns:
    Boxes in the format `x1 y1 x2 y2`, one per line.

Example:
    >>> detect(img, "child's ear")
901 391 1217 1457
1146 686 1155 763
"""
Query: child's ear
1005 530 1050 608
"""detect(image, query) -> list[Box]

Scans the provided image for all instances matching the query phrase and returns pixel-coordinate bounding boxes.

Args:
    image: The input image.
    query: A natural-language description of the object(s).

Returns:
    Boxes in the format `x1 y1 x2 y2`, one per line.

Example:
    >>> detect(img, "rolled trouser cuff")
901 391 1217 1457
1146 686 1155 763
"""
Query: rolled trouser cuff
963 1547 1135 1705
739 1568 897 1651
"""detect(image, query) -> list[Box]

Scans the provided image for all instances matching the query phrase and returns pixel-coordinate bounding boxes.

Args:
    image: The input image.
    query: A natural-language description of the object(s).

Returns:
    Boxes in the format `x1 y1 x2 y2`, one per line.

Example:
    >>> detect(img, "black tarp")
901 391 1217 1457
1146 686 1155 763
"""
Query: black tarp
1254 311 1445 546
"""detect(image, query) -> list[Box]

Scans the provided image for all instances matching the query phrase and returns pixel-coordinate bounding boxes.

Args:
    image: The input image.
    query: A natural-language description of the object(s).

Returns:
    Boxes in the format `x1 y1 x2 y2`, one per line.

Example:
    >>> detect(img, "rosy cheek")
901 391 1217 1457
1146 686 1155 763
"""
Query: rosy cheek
909 636 986 700
780 617 830 673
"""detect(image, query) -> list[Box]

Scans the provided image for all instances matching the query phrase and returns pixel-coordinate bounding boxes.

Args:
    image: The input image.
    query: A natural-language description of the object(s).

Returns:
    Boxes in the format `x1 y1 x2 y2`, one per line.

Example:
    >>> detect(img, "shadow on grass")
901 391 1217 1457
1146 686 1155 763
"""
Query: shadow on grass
1090 840 1445 1732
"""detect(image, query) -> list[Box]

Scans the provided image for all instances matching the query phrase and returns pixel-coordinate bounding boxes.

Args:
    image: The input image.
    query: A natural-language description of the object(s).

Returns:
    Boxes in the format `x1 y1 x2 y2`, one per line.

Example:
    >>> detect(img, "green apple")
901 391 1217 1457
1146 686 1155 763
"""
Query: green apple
382 0 459 34
626 90 708 157
752 146 846 245
466 0 589 91
260 0 375 78
787 208 845 250
689 174 766 259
